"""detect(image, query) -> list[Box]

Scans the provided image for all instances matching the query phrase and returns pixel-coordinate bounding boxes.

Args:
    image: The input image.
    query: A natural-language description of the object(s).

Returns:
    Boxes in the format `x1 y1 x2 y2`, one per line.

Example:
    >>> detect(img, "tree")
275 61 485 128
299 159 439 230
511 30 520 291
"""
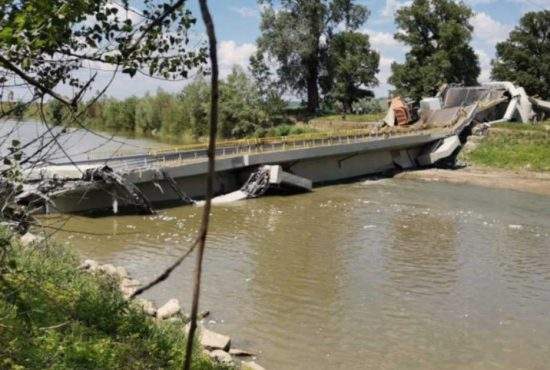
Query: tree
0 0 207 229
321 31 379 114
256 0 369 113
491 11 550 99
220 66 271 138
389 0 480 101
249 52 286 123
0 0 206 120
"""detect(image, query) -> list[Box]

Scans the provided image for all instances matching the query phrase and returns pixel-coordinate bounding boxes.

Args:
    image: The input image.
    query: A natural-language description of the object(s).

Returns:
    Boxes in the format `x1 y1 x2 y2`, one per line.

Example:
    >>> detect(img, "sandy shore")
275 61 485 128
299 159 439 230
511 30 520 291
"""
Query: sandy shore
394 166 550 196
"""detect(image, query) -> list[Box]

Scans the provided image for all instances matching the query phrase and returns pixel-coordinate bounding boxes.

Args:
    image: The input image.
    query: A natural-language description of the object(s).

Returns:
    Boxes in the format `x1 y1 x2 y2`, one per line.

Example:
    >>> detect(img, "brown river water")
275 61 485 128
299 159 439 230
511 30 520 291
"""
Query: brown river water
44 178 550 370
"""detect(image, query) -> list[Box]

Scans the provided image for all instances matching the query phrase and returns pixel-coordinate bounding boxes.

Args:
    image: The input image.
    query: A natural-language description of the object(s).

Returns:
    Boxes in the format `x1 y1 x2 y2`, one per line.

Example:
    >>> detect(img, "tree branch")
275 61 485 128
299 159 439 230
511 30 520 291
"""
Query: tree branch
183 0 218 368
0 54 72 107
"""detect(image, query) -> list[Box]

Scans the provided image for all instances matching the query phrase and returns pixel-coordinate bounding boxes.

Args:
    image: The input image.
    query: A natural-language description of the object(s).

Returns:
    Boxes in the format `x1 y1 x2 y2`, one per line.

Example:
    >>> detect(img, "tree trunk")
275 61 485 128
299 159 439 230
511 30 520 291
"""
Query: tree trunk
306 60 319 114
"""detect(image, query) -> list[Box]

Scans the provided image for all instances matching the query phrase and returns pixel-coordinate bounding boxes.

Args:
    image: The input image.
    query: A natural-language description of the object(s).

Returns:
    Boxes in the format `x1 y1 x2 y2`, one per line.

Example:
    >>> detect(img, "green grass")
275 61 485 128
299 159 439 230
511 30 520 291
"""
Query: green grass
464 122 550 171
0 227 230 370
309 113 384 123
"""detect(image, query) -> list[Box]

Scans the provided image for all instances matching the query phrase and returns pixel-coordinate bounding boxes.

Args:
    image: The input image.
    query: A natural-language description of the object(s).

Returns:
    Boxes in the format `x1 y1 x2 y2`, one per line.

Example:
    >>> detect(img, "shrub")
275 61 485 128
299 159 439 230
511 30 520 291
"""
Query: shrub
0 227 229 370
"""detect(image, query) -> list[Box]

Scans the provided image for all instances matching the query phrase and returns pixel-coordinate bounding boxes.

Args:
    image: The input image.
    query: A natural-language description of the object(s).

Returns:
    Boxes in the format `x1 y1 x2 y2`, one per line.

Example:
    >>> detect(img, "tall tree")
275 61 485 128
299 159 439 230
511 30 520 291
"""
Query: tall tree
256 0 369 113
389 0 480 101
321 31 379 114
491 11 550 99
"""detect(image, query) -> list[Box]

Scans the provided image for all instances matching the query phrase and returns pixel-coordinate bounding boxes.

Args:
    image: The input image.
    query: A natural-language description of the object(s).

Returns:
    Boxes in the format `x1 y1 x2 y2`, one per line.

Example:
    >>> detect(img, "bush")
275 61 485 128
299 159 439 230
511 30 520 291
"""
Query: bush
0 227 229 370
352 98 384 115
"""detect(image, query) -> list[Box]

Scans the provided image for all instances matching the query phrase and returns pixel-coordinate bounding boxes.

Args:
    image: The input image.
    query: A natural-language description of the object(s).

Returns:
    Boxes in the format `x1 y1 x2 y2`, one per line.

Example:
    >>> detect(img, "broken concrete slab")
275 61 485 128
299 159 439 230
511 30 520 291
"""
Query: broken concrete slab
417 135 461 166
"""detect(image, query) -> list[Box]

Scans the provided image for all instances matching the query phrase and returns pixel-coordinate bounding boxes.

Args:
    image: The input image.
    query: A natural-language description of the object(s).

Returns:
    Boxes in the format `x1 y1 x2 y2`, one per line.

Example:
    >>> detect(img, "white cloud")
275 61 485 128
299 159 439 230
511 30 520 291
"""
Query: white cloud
378 57 395 82
364 29 401 50
218 40 257 77
372 56 396 96
230 6 259 18
381 0 411 18
476 48 492 82
471 12 512 46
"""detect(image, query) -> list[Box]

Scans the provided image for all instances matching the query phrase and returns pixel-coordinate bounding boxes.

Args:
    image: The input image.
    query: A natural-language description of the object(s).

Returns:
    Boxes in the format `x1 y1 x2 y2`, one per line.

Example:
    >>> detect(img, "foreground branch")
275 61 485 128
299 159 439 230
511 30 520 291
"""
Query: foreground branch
183 0 218 369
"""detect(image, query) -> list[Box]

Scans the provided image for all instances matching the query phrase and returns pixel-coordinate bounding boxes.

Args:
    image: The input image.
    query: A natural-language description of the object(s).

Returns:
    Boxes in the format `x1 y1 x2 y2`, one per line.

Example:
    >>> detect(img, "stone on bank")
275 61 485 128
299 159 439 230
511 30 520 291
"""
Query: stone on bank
156 298 182 319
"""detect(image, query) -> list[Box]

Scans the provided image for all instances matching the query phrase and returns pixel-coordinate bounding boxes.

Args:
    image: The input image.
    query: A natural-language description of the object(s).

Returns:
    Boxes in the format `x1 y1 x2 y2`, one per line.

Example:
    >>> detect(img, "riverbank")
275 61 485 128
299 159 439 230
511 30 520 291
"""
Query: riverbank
394 166 550 196
0 227 238 369
395 122 550 196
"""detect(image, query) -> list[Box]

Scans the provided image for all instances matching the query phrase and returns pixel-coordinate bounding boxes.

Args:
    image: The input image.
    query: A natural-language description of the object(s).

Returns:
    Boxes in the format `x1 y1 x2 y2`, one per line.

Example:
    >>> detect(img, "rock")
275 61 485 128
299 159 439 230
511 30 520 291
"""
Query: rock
20 232 43 247
79 259 99 271
156 298 182 319
185 323 231 351
134 298 157 316
115 266 128 279
208 350 234 367
98 264 119 278
98 264 130 280
200 326 231 351
241 361 265 370
229 348 255 357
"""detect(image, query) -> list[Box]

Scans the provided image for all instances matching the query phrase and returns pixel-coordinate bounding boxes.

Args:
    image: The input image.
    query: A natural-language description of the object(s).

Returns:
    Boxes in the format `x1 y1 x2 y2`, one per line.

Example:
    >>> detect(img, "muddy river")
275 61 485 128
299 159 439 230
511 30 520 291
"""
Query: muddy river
45 178 550 369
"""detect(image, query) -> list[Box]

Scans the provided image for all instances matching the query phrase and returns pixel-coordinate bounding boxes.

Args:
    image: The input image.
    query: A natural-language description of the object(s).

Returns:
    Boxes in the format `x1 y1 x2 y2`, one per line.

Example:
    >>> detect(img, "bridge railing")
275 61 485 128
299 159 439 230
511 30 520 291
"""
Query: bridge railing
87 125 435 165
102 125 442 172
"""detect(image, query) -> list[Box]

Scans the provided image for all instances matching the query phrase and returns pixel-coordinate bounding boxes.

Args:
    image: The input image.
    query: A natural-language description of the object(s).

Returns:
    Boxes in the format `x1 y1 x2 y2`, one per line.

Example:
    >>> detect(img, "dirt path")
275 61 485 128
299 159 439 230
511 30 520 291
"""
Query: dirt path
394 166 550 196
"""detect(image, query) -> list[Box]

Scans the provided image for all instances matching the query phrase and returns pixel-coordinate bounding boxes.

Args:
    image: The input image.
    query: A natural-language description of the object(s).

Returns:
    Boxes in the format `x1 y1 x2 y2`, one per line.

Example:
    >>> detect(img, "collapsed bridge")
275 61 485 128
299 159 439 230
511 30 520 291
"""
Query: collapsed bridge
18 81 550 214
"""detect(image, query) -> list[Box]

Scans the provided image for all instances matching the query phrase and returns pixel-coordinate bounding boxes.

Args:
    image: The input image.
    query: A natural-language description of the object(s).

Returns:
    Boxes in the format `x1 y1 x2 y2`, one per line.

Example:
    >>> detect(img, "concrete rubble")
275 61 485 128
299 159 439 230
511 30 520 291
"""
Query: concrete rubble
385 81 550 128
382 81 550 167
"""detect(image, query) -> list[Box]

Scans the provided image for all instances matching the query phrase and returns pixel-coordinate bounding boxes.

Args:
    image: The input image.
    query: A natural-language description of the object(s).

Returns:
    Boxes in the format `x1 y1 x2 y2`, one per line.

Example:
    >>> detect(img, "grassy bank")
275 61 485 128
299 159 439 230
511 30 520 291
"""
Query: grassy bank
0 227 229 370
464 122 550 172
308 113 384 123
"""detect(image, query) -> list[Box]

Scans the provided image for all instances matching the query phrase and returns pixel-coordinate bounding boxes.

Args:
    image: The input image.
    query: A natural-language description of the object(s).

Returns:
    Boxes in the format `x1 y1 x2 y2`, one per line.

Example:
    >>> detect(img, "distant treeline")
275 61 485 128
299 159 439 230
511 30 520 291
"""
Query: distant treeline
36 67 319 143
34 66 384 143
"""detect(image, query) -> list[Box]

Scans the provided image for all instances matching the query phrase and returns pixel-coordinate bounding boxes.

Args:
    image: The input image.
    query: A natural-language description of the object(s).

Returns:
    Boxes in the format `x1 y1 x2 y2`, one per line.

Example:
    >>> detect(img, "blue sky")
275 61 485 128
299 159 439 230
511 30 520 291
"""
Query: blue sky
89 0 550 99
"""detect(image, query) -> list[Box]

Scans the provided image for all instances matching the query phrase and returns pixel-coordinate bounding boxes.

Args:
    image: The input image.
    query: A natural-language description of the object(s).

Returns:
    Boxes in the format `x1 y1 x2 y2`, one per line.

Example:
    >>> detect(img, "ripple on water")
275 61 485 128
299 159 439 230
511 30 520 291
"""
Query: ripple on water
52 180 550 370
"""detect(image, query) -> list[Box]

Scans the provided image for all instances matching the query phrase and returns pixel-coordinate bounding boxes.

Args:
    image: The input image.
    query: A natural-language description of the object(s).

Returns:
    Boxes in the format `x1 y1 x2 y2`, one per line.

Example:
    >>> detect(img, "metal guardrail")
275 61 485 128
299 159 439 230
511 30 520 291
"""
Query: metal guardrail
91 125 445 173
86 125 436 162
